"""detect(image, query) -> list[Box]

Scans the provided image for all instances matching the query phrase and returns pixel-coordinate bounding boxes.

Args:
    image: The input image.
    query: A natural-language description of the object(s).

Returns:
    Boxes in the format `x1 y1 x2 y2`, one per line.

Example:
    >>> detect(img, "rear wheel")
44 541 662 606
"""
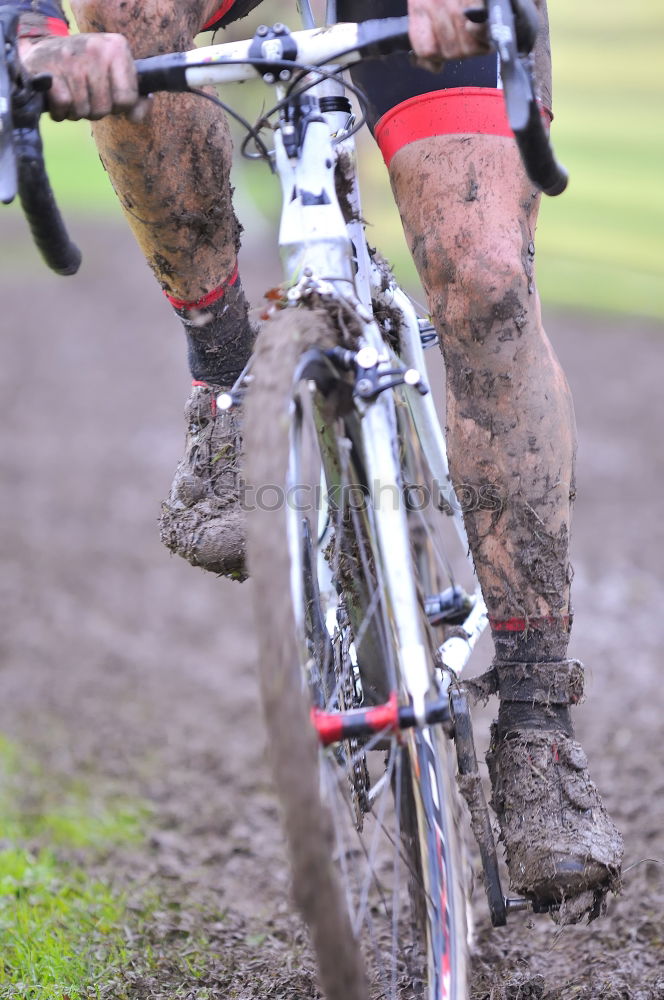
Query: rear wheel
245 305 470 999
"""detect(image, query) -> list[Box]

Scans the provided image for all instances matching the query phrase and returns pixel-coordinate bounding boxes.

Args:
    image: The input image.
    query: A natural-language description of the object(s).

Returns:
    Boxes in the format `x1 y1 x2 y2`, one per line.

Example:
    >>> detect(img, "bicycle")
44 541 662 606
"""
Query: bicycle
0 3 568 997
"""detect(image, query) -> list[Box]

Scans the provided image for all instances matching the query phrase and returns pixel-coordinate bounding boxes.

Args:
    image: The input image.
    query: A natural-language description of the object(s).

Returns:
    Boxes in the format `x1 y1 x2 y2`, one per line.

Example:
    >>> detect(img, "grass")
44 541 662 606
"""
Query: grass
0 735 239 999
0 850 128 1000
3 0 662 319
0 735 142 1000
535 0 664 319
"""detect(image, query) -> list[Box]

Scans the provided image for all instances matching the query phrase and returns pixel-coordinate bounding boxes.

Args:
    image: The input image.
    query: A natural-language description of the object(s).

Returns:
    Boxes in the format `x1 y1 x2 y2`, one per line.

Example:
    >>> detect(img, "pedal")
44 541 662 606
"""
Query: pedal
450 688 507 927
417 318 438 349
505 896 561 915
425 586 474 626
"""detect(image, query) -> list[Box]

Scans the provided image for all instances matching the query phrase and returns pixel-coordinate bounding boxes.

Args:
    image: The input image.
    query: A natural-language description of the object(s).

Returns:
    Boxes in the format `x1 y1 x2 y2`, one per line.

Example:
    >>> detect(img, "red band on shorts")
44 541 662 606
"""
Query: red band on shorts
165 263 239 311
46 17 69 35
375 87 513 168
19 16 69 38
202 0 236 30
489 615 571 633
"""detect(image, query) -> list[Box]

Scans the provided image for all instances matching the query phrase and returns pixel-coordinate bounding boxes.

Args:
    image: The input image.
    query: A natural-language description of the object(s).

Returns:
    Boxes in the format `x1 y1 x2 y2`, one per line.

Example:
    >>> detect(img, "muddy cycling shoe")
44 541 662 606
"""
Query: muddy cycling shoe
486 659 623 924
159 382 247 581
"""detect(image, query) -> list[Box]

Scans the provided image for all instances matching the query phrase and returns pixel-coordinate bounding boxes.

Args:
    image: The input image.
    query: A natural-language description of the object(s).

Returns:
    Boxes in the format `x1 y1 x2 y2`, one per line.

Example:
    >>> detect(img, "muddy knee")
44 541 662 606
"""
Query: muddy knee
435 251 539 363
71 0 204 53
389 134 542 348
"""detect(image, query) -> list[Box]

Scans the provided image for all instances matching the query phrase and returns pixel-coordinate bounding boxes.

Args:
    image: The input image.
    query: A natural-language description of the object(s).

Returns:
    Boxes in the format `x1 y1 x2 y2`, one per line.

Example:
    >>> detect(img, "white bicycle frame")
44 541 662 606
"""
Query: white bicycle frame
180 21 488 714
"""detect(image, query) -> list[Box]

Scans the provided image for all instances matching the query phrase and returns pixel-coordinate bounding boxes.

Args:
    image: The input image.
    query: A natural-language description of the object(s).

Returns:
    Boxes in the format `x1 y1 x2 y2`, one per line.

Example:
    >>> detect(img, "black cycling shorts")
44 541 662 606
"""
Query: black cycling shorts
202 0 549 167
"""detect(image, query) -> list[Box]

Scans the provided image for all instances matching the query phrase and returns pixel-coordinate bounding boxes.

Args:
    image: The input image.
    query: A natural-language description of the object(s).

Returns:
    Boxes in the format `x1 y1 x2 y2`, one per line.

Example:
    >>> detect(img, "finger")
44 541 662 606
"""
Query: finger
415 53 445 73
66 68 91 121
87 68 113 120
463 17 491 52
108 39 139 112
408 8 440 61
432 19 460 59
46 76 74 122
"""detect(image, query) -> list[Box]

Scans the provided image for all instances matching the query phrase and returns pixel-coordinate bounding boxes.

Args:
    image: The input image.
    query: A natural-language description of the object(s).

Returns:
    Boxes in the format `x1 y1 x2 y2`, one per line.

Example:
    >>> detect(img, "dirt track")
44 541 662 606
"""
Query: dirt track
1 217 664 998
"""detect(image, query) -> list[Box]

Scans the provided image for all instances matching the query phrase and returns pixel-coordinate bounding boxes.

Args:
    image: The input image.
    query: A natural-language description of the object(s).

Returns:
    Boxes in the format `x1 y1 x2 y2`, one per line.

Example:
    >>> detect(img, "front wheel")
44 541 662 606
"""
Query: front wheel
244 305 470 1000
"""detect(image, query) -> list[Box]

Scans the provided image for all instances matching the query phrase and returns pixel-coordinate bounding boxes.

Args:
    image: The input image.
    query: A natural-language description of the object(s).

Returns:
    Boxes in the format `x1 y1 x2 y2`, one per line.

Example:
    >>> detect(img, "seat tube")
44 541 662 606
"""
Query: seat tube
316 75 373 307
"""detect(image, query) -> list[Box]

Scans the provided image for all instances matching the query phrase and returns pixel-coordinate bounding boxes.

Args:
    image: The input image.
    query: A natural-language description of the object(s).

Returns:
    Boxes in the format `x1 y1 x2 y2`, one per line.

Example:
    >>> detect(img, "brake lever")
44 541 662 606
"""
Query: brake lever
0 10 19 204
466 0 538 57
486 0 533 132
464 0 537 131
469 0 568 195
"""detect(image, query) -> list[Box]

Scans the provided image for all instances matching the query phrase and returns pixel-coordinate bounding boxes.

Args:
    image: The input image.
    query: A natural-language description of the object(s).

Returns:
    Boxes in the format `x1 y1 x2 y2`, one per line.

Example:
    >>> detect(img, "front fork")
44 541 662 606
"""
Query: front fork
276 78 436 722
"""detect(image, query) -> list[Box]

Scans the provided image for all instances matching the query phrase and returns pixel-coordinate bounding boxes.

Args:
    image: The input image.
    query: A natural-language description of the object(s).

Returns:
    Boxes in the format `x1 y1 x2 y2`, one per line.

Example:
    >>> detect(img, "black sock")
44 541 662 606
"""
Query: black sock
494 699 574 738
167 271 255 387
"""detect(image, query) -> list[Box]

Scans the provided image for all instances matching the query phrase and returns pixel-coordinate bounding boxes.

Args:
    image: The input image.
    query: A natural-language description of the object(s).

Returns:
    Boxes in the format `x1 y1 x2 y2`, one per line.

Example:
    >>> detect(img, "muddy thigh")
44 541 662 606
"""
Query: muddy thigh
389 134 576 620
70 0 241 301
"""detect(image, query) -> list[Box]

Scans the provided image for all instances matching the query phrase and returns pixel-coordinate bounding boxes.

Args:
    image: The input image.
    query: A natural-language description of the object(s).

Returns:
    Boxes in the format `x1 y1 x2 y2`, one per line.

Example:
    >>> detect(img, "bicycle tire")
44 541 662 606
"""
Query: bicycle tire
245 305 470 1000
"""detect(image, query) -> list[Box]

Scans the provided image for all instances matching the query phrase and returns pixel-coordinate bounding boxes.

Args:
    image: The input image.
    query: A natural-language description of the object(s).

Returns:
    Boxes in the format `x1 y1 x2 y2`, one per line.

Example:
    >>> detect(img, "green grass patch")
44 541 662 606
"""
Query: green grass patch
41 121 121 215
0 735 233 999
0 849 128 1000
0 735 143 1000
535 0 664 319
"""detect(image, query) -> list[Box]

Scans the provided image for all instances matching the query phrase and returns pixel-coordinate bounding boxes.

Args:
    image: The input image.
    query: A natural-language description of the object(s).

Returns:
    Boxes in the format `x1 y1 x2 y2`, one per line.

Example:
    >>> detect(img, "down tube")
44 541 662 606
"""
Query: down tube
360 389 432 722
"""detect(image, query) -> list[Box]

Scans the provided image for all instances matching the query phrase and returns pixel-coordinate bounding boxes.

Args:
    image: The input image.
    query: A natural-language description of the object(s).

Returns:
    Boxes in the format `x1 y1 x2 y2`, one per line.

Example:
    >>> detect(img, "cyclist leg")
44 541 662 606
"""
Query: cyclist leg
391 121 623 924
341 0 623 921
72 0 262 580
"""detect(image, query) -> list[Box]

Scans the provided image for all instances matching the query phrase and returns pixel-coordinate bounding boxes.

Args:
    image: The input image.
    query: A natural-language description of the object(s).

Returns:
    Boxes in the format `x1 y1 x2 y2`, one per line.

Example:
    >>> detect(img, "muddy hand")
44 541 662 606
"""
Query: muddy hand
18 33 146 122
407 0 490 70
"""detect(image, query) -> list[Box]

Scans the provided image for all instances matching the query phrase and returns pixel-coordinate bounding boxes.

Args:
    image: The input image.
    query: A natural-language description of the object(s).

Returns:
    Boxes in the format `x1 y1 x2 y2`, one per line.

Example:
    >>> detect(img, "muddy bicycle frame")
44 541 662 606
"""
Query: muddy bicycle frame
142 21 490 715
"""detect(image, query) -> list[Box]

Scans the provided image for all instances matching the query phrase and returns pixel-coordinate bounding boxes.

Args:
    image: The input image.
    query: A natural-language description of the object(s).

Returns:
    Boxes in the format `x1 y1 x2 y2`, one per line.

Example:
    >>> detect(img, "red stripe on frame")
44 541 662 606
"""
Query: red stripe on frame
375 87 513 168
311 709 344 746
311 692 400 746
364 692 399 733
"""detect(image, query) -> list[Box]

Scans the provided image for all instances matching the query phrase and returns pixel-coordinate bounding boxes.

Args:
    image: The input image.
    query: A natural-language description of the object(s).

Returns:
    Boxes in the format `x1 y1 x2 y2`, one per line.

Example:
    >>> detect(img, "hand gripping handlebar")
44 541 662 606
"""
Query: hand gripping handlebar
0 7 82 274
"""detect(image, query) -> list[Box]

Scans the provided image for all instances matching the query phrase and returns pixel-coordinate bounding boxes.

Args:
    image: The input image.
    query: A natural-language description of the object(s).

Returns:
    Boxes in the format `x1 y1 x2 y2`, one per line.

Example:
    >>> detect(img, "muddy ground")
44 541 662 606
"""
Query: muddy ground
1 217 664 999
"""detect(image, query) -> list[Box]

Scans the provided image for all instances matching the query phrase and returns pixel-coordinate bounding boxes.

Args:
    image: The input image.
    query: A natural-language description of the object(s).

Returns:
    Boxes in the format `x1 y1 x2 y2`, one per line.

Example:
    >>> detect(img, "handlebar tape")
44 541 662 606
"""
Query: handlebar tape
14 110 82 275
355 16 410 57
136 54 188 96
514 102 568 196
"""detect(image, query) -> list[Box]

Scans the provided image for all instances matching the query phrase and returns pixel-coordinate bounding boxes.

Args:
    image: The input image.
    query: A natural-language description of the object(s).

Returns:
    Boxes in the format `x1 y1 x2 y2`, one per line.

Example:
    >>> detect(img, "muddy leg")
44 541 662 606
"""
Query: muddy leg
390 135 576 629
72 0 253 576
71 0 239 304
390 136 623 919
